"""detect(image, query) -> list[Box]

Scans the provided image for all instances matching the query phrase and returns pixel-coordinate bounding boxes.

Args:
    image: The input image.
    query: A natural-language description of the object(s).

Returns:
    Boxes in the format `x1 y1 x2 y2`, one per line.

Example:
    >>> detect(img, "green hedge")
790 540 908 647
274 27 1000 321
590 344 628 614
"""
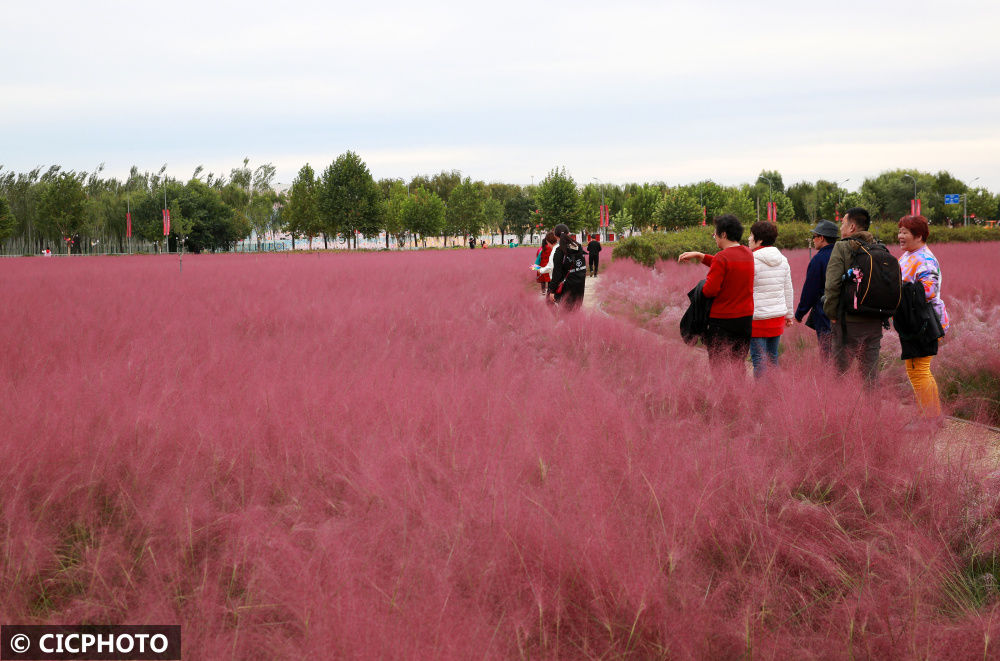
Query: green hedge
614 222 1000 267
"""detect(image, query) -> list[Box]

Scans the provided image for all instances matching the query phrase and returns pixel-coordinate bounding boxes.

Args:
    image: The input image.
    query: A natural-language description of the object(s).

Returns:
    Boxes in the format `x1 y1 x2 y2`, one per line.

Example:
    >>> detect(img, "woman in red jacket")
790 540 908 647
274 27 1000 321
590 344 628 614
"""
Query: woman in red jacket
678 215 755 364
535 231 558 295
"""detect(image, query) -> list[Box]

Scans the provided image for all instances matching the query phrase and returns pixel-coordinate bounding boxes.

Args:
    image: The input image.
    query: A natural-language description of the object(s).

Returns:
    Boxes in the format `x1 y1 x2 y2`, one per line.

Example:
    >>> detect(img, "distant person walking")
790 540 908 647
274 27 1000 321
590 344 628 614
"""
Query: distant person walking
586 235 602 277
747 221 794 378
794 220 838 359
469 236 476 250
678 215 755 366
894 214 949 418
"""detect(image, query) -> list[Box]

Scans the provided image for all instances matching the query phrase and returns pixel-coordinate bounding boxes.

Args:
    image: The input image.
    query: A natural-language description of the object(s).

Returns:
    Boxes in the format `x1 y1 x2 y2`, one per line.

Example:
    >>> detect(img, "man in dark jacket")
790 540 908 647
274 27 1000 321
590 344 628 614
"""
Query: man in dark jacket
823 208 882 386
586 235 602 276
794 220 838 359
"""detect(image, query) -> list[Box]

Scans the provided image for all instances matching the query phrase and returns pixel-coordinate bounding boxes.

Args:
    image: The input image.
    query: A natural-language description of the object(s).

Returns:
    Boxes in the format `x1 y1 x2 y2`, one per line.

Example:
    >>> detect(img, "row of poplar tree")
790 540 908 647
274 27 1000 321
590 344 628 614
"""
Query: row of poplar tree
1 152 996 255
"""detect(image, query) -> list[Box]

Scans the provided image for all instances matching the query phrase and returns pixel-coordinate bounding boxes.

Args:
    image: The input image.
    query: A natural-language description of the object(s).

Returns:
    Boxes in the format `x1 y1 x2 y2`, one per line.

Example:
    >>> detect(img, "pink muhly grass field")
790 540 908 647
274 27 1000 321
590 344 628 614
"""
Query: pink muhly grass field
1 247 999 658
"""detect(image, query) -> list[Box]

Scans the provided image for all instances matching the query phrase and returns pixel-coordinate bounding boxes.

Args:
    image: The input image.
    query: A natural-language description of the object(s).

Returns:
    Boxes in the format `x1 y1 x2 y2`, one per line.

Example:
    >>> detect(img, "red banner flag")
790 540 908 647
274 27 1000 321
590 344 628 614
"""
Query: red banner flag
126 212 132 238
910 199 922 216
163 209 170 236
915 198 921 215
702 206 707 226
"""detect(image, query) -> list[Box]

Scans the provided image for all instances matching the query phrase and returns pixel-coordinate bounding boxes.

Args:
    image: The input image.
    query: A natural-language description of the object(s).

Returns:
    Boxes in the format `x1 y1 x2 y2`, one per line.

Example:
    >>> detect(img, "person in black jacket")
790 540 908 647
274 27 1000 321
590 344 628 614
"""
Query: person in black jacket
548 231 588 310
794 220 838 358
586 235 602 277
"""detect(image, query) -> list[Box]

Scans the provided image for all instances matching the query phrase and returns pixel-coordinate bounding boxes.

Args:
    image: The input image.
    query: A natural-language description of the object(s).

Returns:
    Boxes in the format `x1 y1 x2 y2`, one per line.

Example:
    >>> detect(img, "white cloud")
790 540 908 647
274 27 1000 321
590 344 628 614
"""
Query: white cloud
2 0 999 189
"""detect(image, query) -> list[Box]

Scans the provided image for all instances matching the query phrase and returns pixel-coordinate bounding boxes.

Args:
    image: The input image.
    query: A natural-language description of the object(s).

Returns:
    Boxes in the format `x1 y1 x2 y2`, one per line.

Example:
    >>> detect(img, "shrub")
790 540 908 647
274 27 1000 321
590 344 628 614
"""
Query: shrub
616 223 1000 266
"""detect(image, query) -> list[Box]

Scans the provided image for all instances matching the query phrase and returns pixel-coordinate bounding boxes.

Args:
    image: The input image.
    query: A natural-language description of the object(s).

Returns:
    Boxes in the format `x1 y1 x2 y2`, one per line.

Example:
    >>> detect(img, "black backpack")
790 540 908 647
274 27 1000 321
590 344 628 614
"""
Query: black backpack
840 237 901 319
557 246 587 290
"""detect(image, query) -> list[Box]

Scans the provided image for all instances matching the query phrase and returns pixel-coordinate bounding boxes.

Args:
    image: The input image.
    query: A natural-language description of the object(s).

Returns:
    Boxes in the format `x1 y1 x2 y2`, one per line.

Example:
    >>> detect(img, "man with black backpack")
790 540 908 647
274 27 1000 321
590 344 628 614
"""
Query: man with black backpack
823 208 901 386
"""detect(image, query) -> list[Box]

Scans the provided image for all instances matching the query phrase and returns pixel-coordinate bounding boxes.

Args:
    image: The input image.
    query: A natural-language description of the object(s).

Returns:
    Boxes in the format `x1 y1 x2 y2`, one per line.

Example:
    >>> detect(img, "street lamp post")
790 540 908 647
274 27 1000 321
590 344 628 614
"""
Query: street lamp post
757 176 774 221
836 178 850 220
902 174 917 214
592 177 605 240
964 176 980 226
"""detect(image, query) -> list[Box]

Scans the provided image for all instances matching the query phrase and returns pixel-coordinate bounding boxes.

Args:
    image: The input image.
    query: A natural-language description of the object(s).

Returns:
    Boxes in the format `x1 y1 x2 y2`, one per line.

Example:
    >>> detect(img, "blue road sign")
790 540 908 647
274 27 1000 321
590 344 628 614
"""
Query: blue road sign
944 194 961 204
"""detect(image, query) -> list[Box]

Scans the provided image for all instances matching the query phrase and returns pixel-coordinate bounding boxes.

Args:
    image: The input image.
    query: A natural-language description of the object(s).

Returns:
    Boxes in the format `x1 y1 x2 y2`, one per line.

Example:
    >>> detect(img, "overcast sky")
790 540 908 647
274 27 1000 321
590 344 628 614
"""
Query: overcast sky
2 0 999 191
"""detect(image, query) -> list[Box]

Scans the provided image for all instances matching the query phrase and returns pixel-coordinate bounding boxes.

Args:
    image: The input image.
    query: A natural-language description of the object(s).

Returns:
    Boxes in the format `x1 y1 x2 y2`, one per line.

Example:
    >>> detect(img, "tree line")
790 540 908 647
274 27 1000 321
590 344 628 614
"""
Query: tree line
1 154 997 255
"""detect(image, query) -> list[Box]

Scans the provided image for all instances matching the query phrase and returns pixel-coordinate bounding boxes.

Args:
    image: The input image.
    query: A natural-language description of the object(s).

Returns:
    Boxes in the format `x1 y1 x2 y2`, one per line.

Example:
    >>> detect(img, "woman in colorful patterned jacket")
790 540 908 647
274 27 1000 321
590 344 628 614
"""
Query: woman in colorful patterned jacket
897 214 949 418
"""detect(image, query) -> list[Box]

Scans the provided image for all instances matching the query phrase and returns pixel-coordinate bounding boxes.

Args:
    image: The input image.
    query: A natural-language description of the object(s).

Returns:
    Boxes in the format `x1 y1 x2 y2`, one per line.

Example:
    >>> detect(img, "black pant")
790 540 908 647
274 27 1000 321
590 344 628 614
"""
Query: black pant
554 283 585 310
834 317 883 387
704 316 752 364
588 254 599 275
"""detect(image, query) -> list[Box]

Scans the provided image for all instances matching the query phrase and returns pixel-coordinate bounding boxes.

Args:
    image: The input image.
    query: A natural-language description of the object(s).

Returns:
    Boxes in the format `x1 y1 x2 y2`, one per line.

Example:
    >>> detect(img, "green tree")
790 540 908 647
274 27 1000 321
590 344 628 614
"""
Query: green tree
655 188 703 228
753 169 785 206
535 167 580 232
284 164 321 249
319 151 382 249
0 196 15 247
769 192 795 223
692 181 725 223
38 172 87 253
579 183 604 232
860 169 934 221
482 197 504 241
719 187 755 225
966 187 998 222
610 208 635 237
381 179 409 247
429 170 463 202
624 184 661 231
402 186 445 242
446 178 486 243
786 181 816 221
504 194 534 243
174 179 244 252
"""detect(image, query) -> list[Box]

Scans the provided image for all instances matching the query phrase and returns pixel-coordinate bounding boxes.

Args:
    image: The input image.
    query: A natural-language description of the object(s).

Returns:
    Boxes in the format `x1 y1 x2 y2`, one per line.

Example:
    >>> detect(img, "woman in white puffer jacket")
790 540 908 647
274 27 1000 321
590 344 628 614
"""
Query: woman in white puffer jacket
747 221 794 378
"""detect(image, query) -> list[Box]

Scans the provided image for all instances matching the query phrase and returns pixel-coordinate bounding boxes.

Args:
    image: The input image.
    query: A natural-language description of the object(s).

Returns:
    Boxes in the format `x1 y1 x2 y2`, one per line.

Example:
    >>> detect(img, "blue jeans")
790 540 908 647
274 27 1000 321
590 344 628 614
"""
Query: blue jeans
749 336 780 378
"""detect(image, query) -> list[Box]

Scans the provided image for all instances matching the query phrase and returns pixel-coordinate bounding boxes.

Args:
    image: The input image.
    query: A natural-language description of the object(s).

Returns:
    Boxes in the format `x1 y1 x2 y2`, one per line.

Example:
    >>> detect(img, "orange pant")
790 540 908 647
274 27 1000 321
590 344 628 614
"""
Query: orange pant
905 356 941 418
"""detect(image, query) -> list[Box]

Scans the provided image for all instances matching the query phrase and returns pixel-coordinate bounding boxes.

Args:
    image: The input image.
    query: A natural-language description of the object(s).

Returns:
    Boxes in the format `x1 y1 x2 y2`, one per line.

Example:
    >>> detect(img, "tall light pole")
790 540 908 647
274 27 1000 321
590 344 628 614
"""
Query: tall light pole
836 178 850 220
757 176 774 204
592 177 605 240
757 176 774 221
902 174 917 214
964 176 980 226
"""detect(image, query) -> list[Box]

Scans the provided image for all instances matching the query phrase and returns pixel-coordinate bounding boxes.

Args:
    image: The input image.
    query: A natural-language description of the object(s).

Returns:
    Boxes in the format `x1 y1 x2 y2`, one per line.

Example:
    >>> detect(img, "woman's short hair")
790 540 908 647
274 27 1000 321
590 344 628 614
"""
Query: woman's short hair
543 231 558 244
749 221 778 247
713 215 743 243
898 215 929 242
552 224 570 238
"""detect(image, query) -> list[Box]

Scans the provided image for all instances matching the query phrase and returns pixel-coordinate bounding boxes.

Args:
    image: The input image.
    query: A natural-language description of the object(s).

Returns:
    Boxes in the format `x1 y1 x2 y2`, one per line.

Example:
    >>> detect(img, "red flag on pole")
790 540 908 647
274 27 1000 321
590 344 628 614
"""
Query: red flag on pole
915 198 921 215
163 209 170 236
702 206 707 226
126 212 132 238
